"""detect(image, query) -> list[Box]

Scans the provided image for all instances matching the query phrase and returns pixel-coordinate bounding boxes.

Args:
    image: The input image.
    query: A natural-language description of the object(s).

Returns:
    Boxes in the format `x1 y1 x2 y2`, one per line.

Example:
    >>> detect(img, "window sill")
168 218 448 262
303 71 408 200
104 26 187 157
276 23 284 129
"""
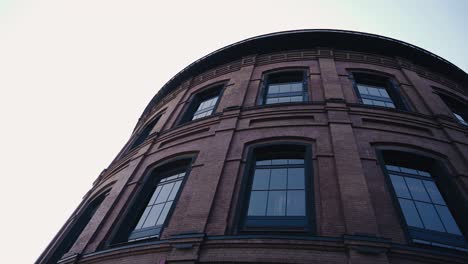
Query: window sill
412 239 468 253
174 112 221 129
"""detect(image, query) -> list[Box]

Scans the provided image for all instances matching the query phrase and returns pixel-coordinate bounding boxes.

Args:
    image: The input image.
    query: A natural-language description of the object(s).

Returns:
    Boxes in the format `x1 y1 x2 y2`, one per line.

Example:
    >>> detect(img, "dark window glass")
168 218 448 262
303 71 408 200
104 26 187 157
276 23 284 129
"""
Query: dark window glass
382 153 467 250
353 73 408 110
45 191 109 264
128 171 186 241
247 191 268 216
130 117 160 150
247 159 306 217
263 71 307 105
438 93 468 126
243 145 312 230
399 198 424 228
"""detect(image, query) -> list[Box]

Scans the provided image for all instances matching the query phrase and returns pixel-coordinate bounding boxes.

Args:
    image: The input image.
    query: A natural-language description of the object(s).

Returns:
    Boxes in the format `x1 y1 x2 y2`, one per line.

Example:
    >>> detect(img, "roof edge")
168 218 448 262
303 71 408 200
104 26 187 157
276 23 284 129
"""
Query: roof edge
140 29 468 122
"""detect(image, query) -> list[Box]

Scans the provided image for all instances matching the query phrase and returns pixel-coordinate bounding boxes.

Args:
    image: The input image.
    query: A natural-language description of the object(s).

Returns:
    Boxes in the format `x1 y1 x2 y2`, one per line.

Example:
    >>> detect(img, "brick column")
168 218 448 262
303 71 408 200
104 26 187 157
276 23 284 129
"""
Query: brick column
319 56 380 236
217 56 256 110
161 60 253 237
162 118 237 237
400 67 453 117
319 57 345 101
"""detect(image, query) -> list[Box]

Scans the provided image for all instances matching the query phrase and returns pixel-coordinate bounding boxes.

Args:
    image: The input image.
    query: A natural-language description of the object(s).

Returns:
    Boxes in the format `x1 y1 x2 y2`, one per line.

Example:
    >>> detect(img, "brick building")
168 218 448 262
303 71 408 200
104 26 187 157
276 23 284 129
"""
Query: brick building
37 30 468 264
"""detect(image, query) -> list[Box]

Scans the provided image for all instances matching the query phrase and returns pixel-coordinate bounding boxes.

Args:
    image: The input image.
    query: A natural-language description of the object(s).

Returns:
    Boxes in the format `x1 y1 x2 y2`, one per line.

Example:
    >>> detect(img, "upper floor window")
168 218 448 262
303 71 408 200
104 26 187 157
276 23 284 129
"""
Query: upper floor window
353 72 409 110
180 85 223 124
261 71 308 105
129 116 160 150
241 143 314 232
380 150 467 250
192 95 219 120
112 158 191 244
438 93 468 126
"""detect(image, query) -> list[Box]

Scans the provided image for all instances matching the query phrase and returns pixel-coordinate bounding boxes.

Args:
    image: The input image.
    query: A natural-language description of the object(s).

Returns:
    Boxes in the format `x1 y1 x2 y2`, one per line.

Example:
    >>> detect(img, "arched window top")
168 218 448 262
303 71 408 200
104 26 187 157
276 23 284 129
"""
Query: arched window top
381 150 441 175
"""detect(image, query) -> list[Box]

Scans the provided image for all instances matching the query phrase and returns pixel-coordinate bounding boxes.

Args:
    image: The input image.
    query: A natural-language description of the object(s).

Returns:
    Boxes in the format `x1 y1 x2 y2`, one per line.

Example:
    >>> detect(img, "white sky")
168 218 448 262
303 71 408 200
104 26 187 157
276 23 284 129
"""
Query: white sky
1 1 467 263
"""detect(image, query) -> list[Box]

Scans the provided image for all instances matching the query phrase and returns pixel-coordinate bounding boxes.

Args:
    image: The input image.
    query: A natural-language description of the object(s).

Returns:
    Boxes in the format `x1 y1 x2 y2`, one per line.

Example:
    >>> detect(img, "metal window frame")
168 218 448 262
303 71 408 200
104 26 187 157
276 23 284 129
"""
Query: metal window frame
235 142 315 234
350 71 411 111
376 149 468 250
258 69 309 105
128 170 187 241
179 83 226 125
107 156 195 247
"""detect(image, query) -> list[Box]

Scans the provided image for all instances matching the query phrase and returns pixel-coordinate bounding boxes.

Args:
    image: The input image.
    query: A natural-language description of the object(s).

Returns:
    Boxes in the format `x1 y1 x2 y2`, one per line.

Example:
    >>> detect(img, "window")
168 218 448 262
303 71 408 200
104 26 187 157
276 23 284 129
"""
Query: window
44 191 109 264
180 85 223 124
261 71 308 105
128 170 185 241
241 144 313 231
112 158 191 243
353 72 409 110
129 116 160 150
438 93 468 126
380 151 467 250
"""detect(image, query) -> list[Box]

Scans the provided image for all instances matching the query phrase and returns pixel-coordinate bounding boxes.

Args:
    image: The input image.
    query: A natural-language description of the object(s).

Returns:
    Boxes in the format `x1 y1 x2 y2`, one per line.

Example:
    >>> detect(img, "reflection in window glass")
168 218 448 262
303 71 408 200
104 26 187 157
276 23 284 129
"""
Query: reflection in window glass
267 191 287 216
435 205 462 235
415 202 445 232
356 82 395 109
129 172 185 240
247 191 268 216
192 95 219 120
385 162 465 249
405 177 431 202
247 156 306 217
454 113 468 125
287 190 305 216
389 175 411 199
399 198 424 228
264 71 306 105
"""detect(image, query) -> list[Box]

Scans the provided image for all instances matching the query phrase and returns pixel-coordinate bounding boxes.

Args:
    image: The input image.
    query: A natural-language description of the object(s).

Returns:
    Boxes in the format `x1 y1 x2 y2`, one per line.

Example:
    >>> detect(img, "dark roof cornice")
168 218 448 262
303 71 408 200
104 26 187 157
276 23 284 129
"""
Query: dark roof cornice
142 29 468 119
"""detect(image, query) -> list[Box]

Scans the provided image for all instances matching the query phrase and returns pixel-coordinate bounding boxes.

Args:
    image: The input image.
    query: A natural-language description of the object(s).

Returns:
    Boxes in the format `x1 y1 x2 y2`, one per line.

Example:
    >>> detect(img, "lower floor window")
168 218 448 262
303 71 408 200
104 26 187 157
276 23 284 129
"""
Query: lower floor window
111 158 192 244
242 144 313 231
128 171 186 241
381 151 467 250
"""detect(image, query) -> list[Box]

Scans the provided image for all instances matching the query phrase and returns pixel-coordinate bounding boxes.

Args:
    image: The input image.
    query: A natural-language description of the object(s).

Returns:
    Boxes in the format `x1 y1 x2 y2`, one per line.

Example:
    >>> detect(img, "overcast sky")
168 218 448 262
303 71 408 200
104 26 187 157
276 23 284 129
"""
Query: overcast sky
1 1 467 263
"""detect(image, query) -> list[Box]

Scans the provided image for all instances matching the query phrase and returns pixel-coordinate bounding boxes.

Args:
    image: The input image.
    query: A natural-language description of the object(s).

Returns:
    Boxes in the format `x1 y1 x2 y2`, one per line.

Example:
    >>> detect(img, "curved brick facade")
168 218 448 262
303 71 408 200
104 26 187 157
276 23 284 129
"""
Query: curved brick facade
38 30 468 264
